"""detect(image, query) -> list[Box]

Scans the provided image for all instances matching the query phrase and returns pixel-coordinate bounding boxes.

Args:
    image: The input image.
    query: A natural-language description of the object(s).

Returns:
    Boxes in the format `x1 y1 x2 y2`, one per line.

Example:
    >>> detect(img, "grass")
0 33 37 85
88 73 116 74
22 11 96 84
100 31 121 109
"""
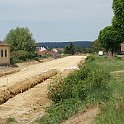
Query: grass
7 117 17 124
39 98 83 124
95 72 124 124
38 55 111 124
93 56 124 124
38 55 124 124
93 56 124 72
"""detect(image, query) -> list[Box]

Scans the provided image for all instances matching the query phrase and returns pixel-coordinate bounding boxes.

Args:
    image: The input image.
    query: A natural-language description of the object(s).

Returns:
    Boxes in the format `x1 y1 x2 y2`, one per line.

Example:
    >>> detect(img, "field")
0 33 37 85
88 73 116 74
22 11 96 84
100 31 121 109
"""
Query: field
0 56 85 124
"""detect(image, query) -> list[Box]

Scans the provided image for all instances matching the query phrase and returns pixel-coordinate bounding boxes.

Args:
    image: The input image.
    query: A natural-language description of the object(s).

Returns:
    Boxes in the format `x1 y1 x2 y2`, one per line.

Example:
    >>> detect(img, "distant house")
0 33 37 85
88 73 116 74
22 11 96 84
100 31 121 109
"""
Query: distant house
0 41 10 65
36 46 46 52
52 48 58 53
37 49 61 59
48 50 61 59
52 48 64 53
37 50 48 56
121 42 124 54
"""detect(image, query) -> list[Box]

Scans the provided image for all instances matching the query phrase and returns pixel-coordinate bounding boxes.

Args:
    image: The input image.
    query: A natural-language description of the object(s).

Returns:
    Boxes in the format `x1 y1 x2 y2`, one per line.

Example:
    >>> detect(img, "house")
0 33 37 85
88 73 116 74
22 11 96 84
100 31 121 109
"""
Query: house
52 48 64 53
0 41 10 65
121 42 124 54
37 50 48 56
37 49 61 59
48 50 61 59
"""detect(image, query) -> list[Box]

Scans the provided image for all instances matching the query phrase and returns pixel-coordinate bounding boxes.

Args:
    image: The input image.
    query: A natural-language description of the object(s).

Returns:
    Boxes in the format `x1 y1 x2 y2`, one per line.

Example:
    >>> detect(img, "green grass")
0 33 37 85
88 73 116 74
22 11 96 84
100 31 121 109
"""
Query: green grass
93 56 124 124
38 55 124 124
93 56 124 72
39 98 83 124
38 55 112 124
95 77 124 124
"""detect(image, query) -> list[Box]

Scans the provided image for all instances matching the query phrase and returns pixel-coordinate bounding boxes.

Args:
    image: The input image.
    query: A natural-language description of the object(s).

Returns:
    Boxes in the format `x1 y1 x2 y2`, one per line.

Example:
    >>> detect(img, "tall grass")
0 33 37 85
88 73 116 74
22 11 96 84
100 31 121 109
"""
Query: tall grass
90 56 124 124
95 72 124 124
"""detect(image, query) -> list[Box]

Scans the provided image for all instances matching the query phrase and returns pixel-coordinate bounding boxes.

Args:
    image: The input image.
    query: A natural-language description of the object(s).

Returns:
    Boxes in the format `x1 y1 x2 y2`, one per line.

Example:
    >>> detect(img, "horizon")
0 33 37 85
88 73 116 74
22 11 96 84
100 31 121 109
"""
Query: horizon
37 40 92 43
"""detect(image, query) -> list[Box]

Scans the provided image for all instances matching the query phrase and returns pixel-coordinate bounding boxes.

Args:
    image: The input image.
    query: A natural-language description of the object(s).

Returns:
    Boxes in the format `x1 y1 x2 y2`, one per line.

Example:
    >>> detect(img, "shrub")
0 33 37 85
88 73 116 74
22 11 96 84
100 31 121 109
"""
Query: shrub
85 55 95 62
48 61 111 103
10 50 37 63
34 57 41 61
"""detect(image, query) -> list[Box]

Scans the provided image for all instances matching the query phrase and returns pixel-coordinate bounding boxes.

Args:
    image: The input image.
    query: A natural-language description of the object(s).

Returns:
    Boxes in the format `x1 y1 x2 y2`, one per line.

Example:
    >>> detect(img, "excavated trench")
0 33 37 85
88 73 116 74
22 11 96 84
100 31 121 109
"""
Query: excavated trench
0 69 57 105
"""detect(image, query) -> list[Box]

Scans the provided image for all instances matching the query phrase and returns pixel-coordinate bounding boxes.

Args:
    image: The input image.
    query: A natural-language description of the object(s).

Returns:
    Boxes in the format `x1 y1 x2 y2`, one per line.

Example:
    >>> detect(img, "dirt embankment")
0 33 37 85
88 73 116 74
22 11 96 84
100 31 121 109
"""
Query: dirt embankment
0 70 57 105
0 68 20 78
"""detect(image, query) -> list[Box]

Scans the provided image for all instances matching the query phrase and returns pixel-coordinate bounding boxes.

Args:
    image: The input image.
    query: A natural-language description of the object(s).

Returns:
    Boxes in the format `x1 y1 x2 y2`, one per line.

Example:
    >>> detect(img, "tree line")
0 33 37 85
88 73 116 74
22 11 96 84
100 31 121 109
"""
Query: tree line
93 0 124 56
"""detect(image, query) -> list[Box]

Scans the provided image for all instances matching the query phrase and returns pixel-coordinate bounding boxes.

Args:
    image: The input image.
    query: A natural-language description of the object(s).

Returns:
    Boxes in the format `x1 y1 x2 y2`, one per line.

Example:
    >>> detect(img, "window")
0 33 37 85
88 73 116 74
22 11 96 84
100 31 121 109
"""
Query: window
1 50 3 57
5 49 7 57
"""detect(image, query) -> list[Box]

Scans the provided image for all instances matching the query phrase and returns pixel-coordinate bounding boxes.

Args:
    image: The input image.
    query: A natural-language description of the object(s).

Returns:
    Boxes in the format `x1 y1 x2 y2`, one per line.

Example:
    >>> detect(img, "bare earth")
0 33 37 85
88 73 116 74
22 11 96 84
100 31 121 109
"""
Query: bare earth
0 56 87 124
0 56 85 87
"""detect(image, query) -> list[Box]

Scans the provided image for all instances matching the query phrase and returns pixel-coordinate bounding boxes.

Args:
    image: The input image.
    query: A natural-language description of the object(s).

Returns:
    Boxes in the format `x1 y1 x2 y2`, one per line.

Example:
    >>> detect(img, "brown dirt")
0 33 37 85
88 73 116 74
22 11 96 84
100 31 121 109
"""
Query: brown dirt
0 78 52 124
0 56 85 88
0 68 20 78
0 70 57 105
61 107 99 124
0 56 86 124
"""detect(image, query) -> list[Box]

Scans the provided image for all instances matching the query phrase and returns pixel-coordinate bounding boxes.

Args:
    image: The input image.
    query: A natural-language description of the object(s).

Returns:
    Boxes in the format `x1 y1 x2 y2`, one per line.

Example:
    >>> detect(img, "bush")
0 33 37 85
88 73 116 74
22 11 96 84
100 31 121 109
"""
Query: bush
48 61 111 103
85 55 95 62
10 50 37 64
34 57 41 61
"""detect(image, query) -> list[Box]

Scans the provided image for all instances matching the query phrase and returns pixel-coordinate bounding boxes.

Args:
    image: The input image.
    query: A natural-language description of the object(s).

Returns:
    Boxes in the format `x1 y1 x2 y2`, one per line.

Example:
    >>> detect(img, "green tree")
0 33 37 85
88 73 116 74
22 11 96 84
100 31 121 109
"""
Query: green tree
64 43 76 55
5 27 36 52
112 0 124 41
92 39 103 52
98 26 121 55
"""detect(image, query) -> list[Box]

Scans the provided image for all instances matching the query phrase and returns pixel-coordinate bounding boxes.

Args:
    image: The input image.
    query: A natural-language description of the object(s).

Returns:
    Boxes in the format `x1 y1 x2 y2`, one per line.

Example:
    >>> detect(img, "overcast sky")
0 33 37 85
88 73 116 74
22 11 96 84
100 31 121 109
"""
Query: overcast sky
0 0 113 42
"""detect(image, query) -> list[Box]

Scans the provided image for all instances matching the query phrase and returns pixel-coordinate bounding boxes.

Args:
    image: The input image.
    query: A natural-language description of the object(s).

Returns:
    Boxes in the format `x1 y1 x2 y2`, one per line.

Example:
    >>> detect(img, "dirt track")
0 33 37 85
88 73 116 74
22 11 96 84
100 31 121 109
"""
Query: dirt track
0 56 85 87
0 56 86 124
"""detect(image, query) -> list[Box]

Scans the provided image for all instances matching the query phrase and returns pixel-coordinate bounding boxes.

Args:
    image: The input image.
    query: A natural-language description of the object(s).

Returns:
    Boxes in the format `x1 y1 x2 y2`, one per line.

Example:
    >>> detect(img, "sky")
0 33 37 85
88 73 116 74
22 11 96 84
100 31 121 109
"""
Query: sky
0 0 113 42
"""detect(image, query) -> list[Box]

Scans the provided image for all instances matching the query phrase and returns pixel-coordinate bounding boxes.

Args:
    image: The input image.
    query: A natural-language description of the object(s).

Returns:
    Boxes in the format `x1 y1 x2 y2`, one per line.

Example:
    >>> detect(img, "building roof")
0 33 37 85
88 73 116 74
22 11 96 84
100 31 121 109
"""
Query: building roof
37 50 61 58
37 50 48 55
0 41 10 46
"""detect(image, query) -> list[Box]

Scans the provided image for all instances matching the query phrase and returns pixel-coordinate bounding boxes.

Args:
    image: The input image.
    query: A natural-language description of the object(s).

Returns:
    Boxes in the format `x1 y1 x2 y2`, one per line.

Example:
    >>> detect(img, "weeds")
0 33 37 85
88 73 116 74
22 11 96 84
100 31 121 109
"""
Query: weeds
40 98 82 124
48 61 110 103
39 55 112 124
7 117 16 122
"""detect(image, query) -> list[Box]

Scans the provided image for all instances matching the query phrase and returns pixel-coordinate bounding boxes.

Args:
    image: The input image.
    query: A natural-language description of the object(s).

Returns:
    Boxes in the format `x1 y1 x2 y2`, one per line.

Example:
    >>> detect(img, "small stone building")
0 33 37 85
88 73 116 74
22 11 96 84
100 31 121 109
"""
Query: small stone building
0 41 10 65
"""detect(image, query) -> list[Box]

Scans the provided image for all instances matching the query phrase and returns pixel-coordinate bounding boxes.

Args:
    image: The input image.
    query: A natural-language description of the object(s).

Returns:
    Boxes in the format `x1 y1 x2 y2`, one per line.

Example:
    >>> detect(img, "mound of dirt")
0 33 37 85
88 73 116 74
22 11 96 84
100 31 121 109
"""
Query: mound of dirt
0 70 57 105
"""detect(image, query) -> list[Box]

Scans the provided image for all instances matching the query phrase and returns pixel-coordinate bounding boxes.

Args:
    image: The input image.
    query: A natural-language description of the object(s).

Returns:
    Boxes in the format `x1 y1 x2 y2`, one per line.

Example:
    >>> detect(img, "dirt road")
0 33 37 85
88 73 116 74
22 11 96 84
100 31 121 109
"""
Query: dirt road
0 56 85 87
0 56 86 124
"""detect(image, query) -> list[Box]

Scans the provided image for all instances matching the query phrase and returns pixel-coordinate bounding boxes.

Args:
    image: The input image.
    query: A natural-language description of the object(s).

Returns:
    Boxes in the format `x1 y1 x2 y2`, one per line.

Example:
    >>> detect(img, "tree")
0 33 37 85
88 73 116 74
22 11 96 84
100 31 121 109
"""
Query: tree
92 39 103 52
98 26 122 55
64 43 76 55
5 27 36 52
112 0 124 41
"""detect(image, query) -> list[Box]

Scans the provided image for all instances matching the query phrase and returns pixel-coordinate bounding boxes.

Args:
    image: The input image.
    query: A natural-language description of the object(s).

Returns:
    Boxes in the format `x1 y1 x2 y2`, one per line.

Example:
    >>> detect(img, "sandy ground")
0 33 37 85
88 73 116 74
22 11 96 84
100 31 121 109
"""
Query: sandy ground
0 79 52 124
0 56 85 88
0 56 86 124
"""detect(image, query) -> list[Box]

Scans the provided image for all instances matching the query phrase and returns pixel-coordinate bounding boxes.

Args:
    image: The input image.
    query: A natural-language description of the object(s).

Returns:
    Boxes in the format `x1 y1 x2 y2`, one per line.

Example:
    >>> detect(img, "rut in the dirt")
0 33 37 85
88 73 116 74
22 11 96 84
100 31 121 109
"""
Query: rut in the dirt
0 70 57 105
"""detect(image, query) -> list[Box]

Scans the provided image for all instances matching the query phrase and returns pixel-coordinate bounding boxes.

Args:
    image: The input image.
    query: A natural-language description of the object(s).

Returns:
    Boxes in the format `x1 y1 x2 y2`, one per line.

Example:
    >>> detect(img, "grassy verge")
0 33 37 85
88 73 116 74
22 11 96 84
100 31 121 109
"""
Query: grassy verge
37 55 124 124
94 56 124 124
37 55 113 124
